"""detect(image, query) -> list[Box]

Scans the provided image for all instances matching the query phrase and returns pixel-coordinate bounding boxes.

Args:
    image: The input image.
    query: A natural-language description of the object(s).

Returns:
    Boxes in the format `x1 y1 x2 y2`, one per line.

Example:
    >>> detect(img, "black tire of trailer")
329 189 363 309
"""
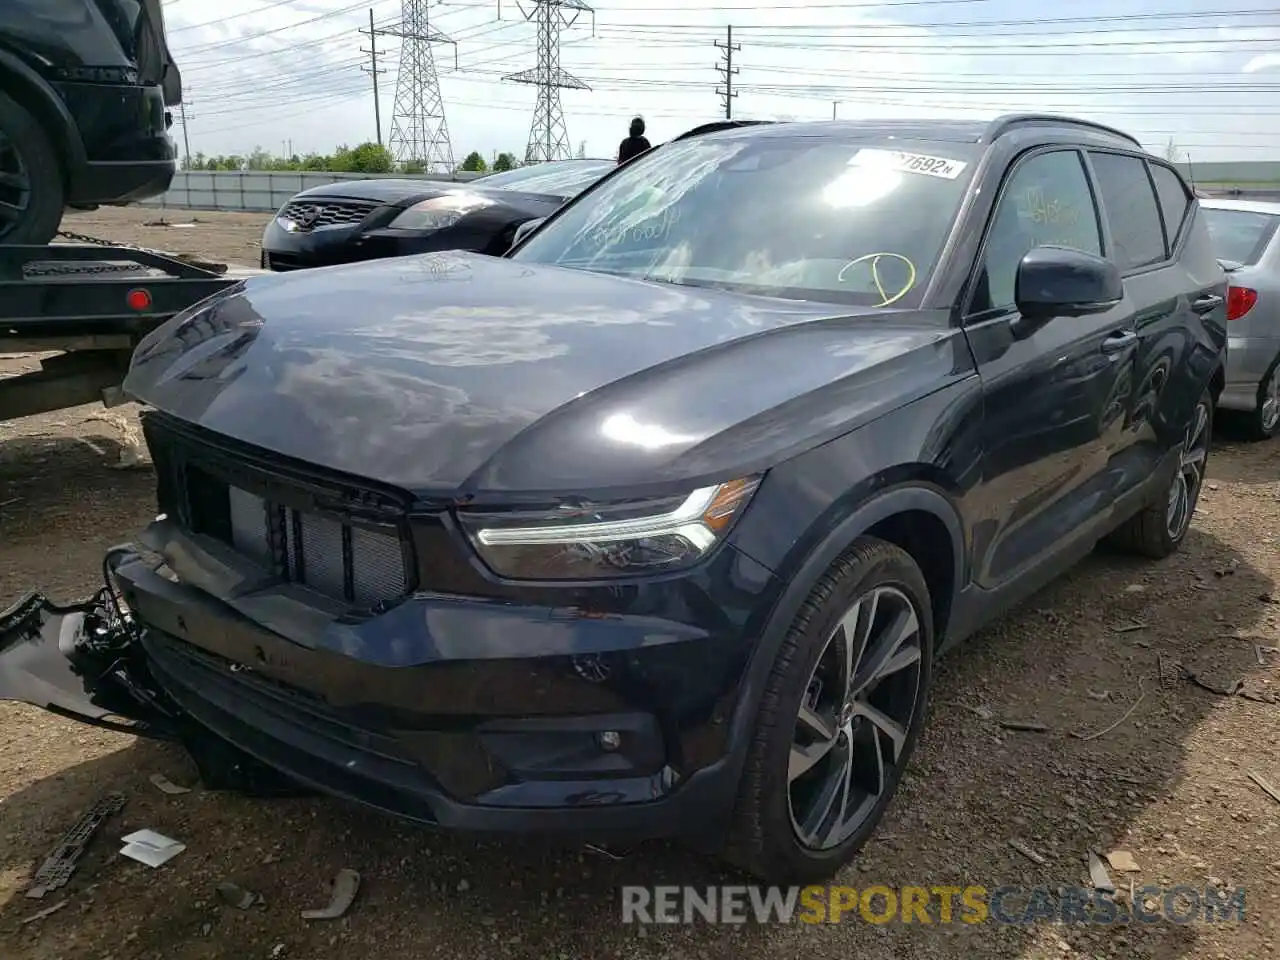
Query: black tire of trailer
0 89 65 245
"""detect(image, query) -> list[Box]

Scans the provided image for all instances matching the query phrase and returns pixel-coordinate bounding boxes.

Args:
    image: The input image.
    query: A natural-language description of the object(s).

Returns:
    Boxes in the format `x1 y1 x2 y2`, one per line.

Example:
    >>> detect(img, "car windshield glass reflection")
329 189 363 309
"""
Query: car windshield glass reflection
478 162 613 196
511 136 978 306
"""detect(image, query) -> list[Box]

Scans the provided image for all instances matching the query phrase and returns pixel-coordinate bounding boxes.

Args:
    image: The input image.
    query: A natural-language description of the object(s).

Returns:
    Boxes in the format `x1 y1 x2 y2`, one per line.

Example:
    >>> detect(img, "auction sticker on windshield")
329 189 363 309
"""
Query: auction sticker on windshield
849 148 968 180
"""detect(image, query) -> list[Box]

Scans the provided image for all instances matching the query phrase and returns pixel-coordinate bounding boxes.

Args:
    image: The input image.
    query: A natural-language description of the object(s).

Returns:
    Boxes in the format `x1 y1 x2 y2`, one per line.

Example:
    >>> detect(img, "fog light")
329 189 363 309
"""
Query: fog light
597 731 622 751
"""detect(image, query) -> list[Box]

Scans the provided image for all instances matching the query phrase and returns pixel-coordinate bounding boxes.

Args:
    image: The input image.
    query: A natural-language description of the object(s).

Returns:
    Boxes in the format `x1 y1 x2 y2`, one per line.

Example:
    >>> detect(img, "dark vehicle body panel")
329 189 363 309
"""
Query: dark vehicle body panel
0 117 1227 841
0 0 177 206
260 166 610 271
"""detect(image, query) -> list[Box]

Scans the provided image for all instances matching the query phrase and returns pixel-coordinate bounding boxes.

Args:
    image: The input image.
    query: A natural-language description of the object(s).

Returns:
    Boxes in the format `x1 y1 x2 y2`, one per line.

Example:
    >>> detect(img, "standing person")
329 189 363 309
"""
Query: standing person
617 116 651 164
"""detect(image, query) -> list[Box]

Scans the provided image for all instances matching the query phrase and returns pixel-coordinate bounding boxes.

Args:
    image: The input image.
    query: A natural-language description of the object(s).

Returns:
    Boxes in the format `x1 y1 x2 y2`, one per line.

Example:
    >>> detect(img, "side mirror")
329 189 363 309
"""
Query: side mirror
510 217 546 250
1013 245 1123 330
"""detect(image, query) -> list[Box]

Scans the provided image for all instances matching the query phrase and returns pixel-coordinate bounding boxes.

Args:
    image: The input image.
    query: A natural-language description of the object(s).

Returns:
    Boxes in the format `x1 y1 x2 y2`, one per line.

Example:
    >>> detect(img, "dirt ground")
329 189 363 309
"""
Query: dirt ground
2 207 1280 960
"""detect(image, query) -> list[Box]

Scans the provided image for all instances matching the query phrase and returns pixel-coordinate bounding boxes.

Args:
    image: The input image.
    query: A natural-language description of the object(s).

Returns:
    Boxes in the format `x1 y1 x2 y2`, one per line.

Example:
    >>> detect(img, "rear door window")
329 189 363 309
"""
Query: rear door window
1148 162 1191 252
1088 152 1166 271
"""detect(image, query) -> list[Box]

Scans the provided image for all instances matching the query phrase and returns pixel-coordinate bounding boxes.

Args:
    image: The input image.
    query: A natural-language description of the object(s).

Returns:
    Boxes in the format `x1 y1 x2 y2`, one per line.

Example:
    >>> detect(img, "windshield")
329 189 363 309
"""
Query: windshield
477 162 613 197
511 135 979 306
1202 207 1280 266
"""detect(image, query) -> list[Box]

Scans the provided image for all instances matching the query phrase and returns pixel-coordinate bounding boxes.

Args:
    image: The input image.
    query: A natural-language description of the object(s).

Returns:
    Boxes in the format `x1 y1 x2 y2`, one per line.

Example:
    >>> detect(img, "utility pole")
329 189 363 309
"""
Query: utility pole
178 100 193 168
503 0 593 163
832 100 839 120
359 8 386 146
714 25 739 119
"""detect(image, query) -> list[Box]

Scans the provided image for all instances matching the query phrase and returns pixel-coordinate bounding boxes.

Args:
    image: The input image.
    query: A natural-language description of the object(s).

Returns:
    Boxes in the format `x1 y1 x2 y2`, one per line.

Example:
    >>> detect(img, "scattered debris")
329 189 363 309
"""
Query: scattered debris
1255 644 1280 666
998 720 1049 733
1214 563 1237 577
270 943 286 959
1105 850 1141 873
584 842 625 861
1071 678 1148 742
1009 839 1047 865
1087 851 1115 893
964 704 994 721
1184 671 1244 697
119 829 186 868
301 868 361 920
149 772 193 796
1086 689 1111 702
1110 619 1148 633
27 792 126 898
1247 771 1280 805
217 881 265 910
1123 583 1148 594
20 900 69 925
1260 593 1275 604
0 496 20 508
1157 655 1183 689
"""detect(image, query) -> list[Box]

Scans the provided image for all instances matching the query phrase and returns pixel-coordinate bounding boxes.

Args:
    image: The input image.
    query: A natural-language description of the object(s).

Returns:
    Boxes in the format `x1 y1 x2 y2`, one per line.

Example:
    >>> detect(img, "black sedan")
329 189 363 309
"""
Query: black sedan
259 159 613 271
2 116 1226 884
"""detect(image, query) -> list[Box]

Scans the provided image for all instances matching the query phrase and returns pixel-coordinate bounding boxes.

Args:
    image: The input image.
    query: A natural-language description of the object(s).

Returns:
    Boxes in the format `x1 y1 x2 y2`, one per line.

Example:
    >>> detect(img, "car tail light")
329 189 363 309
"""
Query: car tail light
1227 285 1257 321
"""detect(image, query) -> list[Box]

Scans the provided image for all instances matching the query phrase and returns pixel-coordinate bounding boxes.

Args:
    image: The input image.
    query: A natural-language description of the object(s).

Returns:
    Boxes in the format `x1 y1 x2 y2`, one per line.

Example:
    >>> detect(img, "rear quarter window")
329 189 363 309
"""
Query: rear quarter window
1149 162 1191 250
1089 151 1166 271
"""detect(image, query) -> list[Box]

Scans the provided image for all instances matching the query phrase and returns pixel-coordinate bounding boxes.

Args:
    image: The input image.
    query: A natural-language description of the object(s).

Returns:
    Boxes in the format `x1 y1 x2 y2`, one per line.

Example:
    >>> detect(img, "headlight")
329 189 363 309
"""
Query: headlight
458 477 761 580
390 193 493 231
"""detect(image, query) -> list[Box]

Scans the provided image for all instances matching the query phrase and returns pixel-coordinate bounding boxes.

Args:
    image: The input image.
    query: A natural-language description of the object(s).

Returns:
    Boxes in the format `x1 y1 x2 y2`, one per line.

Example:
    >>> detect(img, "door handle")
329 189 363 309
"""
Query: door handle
1192 294 1224 314
1100 330 1138 354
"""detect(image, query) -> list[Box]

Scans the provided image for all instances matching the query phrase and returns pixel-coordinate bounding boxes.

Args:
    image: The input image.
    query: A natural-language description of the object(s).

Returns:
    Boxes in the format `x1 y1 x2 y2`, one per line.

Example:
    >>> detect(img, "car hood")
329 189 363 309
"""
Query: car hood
292 178 564 211
293 178 464 204
125 253 955 496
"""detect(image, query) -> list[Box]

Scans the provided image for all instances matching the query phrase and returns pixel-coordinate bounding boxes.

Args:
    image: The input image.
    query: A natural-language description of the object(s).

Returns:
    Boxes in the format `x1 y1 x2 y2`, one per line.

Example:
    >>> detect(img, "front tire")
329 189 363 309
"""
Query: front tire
1108 388 1212 558
723 537 933 883
0 90 65 245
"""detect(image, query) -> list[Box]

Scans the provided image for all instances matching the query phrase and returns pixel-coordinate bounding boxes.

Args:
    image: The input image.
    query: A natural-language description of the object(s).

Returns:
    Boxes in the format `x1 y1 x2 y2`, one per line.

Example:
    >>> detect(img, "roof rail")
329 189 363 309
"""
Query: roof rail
672 119 776 142
983 114 1142 148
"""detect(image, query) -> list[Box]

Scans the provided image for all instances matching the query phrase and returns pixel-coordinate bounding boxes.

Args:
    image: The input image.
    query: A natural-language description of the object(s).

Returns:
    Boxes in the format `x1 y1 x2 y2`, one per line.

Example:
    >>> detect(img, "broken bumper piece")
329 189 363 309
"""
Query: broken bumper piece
0 553 307 797
0 583 180 738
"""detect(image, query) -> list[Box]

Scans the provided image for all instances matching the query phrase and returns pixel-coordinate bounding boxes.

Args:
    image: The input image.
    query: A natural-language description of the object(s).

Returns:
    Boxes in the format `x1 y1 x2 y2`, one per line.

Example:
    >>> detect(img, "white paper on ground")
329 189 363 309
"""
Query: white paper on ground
119 829 186 868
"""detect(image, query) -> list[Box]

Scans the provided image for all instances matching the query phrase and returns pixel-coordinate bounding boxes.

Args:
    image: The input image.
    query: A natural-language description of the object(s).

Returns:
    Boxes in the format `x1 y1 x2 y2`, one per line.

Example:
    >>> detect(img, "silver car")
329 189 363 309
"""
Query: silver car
1200 199 1280 438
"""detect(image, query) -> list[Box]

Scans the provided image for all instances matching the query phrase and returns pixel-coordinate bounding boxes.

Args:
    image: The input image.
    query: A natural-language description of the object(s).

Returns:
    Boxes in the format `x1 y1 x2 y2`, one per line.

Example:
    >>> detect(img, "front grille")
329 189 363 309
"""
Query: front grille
278 199 376 231
144 415 414 612
186 467 409 608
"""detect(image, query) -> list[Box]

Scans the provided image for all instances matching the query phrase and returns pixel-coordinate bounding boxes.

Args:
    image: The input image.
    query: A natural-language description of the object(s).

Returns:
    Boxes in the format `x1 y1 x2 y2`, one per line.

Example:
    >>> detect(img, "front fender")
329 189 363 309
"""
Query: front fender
719 482 965 790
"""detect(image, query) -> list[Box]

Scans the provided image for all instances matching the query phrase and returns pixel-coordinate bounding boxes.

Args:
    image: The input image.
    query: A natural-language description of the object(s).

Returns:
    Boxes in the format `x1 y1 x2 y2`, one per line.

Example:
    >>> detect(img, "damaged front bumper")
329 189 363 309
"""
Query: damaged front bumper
0 544 750 840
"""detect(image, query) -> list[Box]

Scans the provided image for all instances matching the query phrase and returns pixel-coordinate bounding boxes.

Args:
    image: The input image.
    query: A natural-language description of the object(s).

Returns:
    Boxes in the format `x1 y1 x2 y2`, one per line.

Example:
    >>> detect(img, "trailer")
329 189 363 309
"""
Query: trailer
0 237 262 423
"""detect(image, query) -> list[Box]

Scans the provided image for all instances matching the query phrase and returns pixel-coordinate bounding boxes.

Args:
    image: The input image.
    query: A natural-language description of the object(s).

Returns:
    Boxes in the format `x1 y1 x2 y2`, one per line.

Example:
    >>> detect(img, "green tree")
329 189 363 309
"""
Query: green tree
492 152 517 172
459 151 487 173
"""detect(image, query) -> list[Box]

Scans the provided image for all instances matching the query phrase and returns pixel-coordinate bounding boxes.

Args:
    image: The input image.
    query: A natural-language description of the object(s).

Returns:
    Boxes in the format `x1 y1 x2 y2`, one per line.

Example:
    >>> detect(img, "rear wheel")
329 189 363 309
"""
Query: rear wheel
0 90 65 245
1108 388 1212 558
723 538 933 883
1246 355 1280 440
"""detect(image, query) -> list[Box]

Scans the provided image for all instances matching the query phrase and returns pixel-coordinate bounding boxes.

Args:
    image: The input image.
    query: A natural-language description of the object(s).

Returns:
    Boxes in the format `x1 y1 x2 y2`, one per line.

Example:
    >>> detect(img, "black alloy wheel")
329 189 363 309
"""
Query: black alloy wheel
724 538 934 883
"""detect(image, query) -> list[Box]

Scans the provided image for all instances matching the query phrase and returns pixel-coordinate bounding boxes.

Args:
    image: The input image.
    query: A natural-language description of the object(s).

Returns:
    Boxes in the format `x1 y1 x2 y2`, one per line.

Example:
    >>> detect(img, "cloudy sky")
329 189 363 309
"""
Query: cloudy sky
162 0 1280 166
